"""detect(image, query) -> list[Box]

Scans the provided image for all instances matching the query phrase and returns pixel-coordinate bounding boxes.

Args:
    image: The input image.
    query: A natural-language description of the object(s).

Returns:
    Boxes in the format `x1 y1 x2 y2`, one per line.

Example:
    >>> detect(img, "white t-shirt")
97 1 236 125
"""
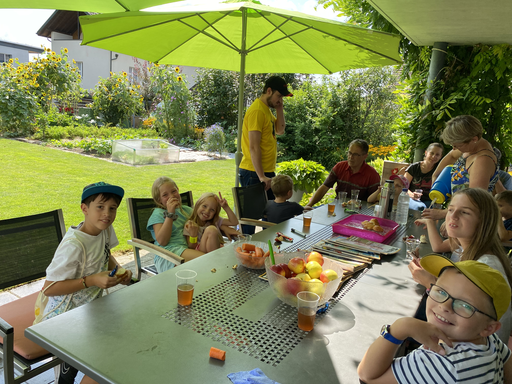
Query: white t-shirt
43 223 118 320
392 333 510 383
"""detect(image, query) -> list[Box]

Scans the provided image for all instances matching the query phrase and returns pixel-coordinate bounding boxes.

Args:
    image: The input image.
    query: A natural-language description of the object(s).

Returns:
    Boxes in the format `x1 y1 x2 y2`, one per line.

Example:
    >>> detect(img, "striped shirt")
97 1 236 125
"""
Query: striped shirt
392 334 510 383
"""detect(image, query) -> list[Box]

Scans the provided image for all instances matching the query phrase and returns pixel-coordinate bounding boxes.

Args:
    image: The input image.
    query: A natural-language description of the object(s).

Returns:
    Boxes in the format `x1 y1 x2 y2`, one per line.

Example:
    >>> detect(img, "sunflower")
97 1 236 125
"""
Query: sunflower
174 67 180 73
8 58 13 64
63 48 68 53
122 71 127 76
177 76 183 82
117 78 122 82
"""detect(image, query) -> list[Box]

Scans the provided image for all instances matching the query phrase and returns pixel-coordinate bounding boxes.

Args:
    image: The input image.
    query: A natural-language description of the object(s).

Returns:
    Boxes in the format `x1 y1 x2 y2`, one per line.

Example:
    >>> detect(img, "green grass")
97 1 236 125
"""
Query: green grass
0 138 236 253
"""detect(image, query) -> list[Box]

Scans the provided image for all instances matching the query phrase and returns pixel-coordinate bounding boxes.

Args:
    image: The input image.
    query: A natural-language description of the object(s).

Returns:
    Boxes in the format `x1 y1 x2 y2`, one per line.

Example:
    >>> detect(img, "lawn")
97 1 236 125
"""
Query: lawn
0 138 236 253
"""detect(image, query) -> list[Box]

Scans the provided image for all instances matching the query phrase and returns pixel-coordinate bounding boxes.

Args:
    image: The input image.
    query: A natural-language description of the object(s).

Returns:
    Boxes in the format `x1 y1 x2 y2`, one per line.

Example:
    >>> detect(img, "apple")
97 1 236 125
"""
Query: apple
319 269 339 283
290 272 297 278
280 264 292 278
306 260 322 279
270 264 286 277
286 277 305 296
295 273 311 282
288 257 306 274
307 278 325 296
307 251 324 266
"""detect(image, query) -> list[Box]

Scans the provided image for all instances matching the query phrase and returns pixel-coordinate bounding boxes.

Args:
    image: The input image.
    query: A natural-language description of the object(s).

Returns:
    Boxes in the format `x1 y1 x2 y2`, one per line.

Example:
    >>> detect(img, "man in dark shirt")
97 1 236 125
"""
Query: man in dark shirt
306 139 380 208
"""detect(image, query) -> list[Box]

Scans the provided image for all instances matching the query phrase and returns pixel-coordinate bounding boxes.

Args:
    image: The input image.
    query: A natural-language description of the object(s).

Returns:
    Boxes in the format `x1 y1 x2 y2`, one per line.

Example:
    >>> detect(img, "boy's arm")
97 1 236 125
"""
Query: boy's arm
358 318 450 384
43 272 121 295
505 353 512 384
498 219 512 242
367 186 382 203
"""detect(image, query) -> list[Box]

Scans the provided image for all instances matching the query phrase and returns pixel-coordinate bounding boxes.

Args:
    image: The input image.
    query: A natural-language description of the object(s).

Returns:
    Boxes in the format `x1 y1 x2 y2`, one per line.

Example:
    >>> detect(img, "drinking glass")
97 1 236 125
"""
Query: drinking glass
327 199 336 215
337 191 347 205
303 210 313 227
405 239 421 260
297 291 320 331
413 189 423 201
176 269 197 306
351 189 360 201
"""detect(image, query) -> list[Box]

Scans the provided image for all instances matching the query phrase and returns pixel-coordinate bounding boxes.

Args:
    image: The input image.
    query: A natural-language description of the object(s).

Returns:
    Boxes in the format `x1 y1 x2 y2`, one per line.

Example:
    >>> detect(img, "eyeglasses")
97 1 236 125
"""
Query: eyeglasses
427 284 496 320
346 151 364 158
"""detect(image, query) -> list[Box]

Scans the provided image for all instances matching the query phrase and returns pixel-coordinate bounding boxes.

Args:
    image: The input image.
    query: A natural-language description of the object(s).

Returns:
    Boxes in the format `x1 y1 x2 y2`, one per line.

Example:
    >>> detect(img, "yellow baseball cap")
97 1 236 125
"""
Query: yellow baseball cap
421 254 511 320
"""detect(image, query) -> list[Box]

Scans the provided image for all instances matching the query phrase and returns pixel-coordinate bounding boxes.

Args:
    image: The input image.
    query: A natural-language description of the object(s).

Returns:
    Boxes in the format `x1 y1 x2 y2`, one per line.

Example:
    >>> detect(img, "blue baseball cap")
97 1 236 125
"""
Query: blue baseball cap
81 182 124 203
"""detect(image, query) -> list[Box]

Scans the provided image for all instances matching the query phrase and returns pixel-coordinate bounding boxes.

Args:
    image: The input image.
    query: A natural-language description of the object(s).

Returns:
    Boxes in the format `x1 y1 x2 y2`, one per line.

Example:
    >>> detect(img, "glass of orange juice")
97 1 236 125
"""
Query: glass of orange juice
327 199 336 215
303 210 313 227
297 291 320 331
176 269 197 306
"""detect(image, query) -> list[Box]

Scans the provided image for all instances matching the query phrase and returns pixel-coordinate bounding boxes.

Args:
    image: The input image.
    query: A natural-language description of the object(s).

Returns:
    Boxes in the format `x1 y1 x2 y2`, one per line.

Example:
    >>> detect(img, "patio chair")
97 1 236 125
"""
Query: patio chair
232 182 276 231
0 210 65 384
126 191 193 280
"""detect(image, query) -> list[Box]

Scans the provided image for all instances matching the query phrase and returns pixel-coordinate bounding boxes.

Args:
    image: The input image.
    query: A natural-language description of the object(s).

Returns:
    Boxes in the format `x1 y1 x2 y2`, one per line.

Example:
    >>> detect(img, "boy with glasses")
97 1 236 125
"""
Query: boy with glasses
306 139 380 208
358 254 511 383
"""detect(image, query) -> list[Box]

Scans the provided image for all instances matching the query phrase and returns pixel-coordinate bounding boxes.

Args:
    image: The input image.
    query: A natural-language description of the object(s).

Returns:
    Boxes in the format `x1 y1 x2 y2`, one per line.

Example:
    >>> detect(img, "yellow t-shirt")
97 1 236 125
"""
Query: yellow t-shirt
240 98 277 173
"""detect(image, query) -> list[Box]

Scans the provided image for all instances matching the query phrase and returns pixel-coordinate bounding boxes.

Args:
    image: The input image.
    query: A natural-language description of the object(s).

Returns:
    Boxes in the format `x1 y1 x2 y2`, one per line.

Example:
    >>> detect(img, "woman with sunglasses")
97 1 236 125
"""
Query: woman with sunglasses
411 188 512 343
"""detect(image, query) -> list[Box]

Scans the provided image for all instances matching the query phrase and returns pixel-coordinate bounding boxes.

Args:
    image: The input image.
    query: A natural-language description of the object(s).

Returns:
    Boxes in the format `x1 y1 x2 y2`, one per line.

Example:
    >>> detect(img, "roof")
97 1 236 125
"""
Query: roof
367 0 512 46
37 10 94 38
0 40 44 53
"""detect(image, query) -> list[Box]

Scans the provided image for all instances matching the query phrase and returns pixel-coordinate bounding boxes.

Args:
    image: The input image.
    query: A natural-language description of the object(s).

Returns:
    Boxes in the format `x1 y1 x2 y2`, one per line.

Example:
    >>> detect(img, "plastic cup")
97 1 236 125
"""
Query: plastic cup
303 211 313 227
405 239 421 260
176 269 197 306
297 291 320 331
373 204 382 217
354 199 362 210
327 199 336 215
233 234 252 243
351 189 360 201
337 191 347 205
413 189 423 201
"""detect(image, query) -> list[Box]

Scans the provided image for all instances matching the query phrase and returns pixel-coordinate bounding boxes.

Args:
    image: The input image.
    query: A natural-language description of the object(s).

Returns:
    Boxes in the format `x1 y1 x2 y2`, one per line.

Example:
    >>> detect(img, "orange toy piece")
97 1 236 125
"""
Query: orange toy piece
241 243 256 252
209 347 226 361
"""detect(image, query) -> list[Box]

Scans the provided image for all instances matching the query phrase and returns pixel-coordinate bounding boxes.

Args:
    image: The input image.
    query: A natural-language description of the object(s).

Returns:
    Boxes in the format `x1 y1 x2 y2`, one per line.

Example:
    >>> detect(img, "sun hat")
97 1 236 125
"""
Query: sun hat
81 182 125 203
264 76 293 97
421 254 511 320
389 174 410 189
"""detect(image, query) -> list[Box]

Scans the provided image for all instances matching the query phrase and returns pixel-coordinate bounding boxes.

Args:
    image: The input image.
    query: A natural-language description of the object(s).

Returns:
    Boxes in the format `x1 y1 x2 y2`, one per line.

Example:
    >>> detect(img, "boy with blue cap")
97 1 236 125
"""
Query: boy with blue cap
40 182 132 384
358 254 512 383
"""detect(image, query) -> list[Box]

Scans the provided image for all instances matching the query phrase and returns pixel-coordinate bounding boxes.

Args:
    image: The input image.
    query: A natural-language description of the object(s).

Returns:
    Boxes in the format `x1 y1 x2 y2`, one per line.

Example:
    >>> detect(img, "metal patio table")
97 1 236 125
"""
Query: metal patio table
25 204 427 384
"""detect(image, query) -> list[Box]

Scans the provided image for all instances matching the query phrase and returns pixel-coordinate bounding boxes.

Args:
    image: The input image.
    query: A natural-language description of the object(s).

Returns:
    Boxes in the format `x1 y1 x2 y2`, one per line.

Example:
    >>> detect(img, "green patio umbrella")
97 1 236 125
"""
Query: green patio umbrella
0 0 181 13
79 1 402 185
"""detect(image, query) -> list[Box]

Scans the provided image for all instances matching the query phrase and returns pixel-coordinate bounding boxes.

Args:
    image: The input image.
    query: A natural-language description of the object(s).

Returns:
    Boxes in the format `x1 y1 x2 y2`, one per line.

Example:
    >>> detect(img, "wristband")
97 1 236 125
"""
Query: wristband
82 276 88 289
380 324 403 345
189 236 198 244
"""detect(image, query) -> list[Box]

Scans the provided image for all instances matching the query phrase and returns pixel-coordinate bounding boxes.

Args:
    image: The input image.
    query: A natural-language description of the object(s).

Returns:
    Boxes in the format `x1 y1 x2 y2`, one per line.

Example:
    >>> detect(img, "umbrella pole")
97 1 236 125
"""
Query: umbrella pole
235 8 247 188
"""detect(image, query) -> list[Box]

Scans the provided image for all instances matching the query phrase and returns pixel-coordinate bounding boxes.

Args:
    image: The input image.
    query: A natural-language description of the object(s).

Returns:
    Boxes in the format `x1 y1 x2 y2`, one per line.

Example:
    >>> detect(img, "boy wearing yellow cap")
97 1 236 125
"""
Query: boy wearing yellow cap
358 255 512 384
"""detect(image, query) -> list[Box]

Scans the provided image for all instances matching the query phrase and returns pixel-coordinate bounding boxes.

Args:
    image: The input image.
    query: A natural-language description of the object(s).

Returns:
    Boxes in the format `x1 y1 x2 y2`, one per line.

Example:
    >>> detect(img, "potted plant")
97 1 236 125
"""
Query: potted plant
276 158 328 203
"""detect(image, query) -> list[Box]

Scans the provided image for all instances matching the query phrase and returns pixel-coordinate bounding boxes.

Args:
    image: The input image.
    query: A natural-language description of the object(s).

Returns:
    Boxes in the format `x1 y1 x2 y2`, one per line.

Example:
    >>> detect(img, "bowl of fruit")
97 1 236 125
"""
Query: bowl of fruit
234 241 270 269
264 251 343 307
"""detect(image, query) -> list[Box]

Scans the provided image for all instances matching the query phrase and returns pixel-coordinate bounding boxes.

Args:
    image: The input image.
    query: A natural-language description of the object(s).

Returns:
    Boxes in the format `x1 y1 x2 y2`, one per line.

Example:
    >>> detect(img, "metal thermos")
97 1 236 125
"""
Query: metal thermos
378 180 393 218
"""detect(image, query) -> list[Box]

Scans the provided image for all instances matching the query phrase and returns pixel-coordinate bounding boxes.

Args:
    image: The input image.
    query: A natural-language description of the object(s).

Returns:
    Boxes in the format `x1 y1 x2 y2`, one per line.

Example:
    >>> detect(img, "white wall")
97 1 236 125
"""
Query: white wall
0 44 30 63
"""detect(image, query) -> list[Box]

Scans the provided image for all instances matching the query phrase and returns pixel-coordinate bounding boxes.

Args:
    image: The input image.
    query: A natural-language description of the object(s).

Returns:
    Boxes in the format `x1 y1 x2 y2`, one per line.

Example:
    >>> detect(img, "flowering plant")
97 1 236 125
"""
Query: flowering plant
203 124 225 156
91 71 143 126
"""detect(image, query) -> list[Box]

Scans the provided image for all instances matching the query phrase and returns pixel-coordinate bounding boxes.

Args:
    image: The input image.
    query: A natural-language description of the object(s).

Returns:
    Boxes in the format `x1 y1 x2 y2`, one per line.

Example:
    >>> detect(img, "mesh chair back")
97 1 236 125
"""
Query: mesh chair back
127 192 194 244
0 210 65 290
232 182 268 220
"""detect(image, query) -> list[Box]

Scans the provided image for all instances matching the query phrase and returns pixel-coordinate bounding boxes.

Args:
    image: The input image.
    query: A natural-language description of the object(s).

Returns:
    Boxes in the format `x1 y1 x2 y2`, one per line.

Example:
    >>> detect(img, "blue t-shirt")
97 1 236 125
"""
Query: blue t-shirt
504 217 512 231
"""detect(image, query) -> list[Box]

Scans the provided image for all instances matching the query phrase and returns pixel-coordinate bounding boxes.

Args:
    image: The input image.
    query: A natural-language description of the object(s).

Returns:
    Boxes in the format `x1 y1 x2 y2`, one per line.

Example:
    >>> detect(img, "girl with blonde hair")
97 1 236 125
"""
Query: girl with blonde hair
411 188 512 342
184 192 238 253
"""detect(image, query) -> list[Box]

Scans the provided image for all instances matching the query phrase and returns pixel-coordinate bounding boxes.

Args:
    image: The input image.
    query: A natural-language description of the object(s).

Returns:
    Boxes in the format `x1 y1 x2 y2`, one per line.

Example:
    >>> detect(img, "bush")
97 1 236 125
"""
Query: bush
91 72 143 126
150 64 195 142
31 125 159 141
203 124 225 155
276 158 328 193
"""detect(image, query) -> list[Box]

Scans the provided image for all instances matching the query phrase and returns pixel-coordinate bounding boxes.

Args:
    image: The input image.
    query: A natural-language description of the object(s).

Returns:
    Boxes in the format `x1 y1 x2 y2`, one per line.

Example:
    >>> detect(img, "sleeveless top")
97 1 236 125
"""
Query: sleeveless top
451 148 499 194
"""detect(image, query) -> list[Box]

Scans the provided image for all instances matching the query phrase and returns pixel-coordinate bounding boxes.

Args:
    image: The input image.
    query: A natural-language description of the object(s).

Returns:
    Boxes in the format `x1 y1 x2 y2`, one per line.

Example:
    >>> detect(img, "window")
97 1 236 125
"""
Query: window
75 61 83 78
0 54 12 63
129 66 139 83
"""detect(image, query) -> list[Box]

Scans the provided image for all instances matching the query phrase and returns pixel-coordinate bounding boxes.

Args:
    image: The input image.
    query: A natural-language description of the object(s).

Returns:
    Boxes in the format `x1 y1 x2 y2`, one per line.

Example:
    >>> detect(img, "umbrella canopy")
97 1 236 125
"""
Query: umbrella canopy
0 0 181 13
80 1 402 184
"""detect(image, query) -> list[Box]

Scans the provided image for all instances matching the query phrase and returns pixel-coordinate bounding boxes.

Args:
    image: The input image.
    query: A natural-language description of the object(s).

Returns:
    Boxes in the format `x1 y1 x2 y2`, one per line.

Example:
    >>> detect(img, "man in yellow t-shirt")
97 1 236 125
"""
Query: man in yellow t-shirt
240 76 293 197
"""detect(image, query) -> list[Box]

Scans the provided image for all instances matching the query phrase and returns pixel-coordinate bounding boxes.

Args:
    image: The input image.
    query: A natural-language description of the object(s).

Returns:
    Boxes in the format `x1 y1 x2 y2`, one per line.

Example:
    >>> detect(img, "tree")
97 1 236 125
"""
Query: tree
191 70 308 130
318 0 512 166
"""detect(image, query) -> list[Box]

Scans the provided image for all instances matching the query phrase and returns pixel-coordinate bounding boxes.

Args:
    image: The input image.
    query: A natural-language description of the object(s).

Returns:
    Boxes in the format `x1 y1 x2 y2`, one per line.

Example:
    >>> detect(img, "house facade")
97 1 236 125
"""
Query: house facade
0 40 44 63
37 10 198 90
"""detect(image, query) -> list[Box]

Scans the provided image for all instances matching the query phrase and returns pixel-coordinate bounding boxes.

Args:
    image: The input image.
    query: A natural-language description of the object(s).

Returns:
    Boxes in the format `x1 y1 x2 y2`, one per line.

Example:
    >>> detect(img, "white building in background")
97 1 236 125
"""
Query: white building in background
0 40 44 63
36 10 198 90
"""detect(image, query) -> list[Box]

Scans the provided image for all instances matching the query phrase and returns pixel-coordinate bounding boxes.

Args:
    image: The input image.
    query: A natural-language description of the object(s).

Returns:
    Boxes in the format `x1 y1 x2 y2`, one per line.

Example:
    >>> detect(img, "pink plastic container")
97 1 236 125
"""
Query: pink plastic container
332 214 399 243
